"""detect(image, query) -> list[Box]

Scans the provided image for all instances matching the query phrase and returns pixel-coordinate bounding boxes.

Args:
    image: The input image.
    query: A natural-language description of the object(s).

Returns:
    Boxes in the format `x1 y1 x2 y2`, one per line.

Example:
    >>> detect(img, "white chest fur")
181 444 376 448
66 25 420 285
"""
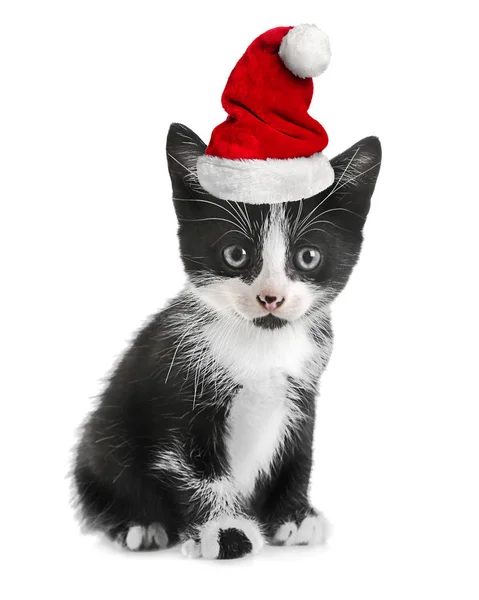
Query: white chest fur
226 375 295 497
203 316 314 382
203 317 315 498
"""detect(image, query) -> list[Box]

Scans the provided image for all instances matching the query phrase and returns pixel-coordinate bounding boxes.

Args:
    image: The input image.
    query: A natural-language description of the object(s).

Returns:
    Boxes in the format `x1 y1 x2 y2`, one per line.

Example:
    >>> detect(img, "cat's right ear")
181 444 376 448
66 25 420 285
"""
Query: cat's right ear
328 136 382 221
166 123 207 199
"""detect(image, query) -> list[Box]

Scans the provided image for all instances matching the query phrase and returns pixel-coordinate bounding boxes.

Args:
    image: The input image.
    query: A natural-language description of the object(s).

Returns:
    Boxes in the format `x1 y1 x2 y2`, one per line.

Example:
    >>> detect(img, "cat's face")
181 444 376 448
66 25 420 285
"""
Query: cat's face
167 123 381 329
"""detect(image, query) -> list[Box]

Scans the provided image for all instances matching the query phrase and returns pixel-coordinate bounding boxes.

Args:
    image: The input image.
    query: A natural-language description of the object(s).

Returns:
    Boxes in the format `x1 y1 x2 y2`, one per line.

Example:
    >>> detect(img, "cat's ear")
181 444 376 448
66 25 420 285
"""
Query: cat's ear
166 123 207 199
329 137 382 219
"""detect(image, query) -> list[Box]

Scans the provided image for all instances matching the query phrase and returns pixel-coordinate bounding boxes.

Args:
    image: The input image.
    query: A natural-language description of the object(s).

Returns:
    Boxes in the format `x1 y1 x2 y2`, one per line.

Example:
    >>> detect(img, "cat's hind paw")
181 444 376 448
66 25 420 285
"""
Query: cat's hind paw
272 511 331 546
182 516 264 560
114 523 169 551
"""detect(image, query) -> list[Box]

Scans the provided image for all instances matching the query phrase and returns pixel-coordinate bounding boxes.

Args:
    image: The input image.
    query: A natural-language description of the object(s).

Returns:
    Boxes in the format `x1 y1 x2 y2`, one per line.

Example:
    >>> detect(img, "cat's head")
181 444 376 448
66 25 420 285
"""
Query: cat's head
167 123 381 329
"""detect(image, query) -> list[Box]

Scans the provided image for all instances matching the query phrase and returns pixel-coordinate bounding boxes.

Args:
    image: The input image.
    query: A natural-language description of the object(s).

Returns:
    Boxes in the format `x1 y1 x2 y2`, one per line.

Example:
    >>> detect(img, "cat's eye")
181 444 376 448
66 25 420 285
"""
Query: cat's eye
223 245 249 269
294 247 321 271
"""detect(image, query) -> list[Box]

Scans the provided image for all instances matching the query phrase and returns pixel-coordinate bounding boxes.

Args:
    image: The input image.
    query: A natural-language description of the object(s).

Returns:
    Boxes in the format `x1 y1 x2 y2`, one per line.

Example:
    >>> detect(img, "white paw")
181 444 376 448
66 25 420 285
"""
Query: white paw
273 512 331 546
181 515 264 560
295 513 331 545
121 523 169 551
181 538 202 558
273 521 298 545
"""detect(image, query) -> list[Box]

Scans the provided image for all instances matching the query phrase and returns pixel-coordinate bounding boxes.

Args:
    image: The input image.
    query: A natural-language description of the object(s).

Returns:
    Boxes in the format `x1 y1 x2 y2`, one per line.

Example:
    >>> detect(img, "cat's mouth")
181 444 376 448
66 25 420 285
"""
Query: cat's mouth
252 314 289 330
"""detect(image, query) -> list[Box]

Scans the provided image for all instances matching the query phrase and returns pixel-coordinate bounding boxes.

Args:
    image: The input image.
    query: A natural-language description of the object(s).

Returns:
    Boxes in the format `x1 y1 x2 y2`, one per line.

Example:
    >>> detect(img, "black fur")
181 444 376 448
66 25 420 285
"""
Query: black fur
72 123 381 558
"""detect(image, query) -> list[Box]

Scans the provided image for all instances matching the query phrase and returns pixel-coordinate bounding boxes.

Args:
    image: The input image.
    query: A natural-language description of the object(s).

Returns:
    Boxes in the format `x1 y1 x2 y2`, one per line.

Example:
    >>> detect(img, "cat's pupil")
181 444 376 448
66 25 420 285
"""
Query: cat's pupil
303 250 314 263
231 247 244 262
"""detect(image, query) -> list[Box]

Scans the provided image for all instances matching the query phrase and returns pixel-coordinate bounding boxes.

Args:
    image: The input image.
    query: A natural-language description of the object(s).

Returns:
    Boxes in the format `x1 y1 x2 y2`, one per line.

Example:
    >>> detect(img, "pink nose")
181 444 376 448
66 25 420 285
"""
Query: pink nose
257 294 285 312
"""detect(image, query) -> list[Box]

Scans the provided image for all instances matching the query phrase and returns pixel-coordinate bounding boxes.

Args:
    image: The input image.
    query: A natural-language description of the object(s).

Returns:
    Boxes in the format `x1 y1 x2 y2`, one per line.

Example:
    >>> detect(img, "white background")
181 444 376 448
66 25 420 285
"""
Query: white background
1 1 478 598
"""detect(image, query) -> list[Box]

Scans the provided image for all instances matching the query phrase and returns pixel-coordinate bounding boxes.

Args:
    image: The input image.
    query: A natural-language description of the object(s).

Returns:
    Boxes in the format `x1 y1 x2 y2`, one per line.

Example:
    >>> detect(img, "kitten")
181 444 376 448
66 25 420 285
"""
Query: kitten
73 122 381 559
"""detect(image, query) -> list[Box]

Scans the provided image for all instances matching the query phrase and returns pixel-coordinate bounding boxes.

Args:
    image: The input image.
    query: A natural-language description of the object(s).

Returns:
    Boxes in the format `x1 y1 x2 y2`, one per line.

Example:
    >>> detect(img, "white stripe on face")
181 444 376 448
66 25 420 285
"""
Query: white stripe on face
253 205 289 296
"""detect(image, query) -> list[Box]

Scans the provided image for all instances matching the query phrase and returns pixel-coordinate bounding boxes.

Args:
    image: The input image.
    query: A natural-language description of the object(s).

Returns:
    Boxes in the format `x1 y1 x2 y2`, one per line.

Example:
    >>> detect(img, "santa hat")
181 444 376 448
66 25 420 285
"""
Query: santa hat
197 24 334 205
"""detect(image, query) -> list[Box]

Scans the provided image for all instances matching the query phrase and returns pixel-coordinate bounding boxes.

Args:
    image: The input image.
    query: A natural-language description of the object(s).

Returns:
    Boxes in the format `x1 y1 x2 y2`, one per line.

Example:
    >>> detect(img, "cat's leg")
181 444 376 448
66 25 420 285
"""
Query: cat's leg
171 476 264 559
254 419 330 547
74 462 179 551
152 418 265 559
260 470 331 547
154 461 264 558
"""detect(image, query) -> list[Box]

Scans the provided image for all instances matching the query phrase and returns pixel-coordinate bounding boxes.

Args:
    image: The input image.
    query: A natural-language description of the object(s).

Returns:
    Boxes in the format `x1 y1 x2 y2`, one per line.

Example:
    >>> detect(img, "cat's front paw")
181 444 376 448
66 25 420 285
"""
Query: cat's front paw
182 516 264 560
271 509 331 546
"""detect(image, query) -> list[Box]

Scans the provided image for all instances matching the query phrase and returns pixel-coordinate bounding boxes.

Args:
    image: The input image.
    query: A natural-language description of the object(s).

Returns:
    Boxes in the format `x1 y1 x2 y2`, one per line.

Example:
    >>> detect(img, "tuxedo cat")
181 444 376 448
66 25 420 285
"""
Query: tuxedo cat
73 123 381 559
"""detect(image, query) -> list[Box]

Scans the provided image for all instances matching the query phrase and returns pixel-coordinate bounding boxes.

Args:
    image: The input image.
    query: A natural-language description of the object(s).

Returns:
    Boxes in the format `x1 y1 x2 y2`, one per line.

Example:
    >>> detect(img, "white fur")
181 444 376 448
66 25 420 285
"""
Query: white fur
155 448 240 518
181 538 202 558
279 24 331 79
182 515 264 559
125 525 143 550
203 312 316 382
273 521 297 544
147 523 168 548
260 204 287 277
272 513 330 546
123 523 169 551
154 446 193 479
196 151 334 204
226 377 301 497
295 514 330 545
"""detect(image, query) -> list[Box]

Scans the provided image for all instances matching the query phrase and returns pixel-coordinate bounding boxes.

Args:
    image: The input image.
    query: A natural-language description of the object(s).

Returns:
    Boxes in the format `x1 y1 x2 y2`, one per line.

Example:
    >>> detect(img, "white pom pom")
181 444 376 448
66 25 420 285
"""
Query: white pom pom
278 24 331 78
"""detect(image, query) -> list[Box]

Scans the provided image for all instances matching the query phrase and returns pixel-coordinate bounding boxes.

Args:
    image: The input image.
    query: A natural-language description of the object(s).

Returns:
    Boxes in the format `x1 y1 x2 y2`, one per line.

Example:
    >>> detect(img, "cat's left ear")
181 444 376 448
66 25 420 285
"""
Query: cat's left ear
329 136 382 219
166 122 207 199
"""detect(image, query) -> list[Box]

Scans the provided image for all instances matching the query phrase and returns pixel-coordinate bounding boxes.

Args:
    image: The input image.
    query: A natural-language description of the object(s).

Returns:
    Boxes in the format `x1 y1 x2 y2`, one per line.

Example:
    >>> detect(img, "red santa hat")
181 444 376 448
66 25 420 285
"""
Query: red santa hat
197 24 334 205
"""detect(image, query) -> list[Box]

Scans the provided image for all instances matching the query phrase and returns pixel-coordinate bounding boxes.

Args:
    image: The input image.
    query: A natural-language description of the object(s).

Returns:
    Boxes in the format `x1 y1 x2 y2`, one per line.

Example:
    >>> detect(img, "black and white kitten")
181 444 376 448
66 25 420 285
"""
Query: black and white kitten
73 123 381 559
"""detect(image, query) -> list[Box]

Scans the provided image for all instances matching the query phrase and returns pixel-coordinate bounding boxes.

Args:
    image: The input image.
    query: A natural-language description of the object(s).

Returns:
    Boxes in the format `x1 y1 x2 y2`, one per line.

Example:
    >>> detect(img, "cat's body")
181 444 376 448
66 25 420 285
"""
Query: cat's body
73 123 381 559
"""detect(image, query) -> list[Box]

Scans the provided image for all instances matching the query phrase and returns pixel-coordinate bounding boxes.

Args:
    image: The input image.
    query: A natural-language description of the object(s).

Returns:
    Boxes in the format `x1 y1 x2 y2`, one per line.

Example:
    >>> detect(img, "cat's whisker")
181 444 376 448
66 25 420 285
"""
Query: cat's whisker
299 160 380 239
226 200 252 237
182 255 210 268
165 322 200 383
296 221 339 239
167 152 196 177
173 197 251 237
237 202 253 236
295 209 363 239
298 227 336 238
178 216 252 241
328 162 381 196
291 198 304 240
314 207 365 219
296 147 361 233
211 229 248 247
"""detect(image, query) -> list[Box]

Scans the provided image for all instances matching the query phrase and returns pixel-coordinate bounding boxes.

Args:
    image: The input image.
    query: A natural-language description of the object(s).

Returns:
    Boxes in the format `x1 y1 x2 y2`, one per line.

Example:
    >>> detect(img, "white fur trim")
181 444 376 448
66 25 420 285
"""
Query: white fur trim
279 24 331 78
197 152 334 204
